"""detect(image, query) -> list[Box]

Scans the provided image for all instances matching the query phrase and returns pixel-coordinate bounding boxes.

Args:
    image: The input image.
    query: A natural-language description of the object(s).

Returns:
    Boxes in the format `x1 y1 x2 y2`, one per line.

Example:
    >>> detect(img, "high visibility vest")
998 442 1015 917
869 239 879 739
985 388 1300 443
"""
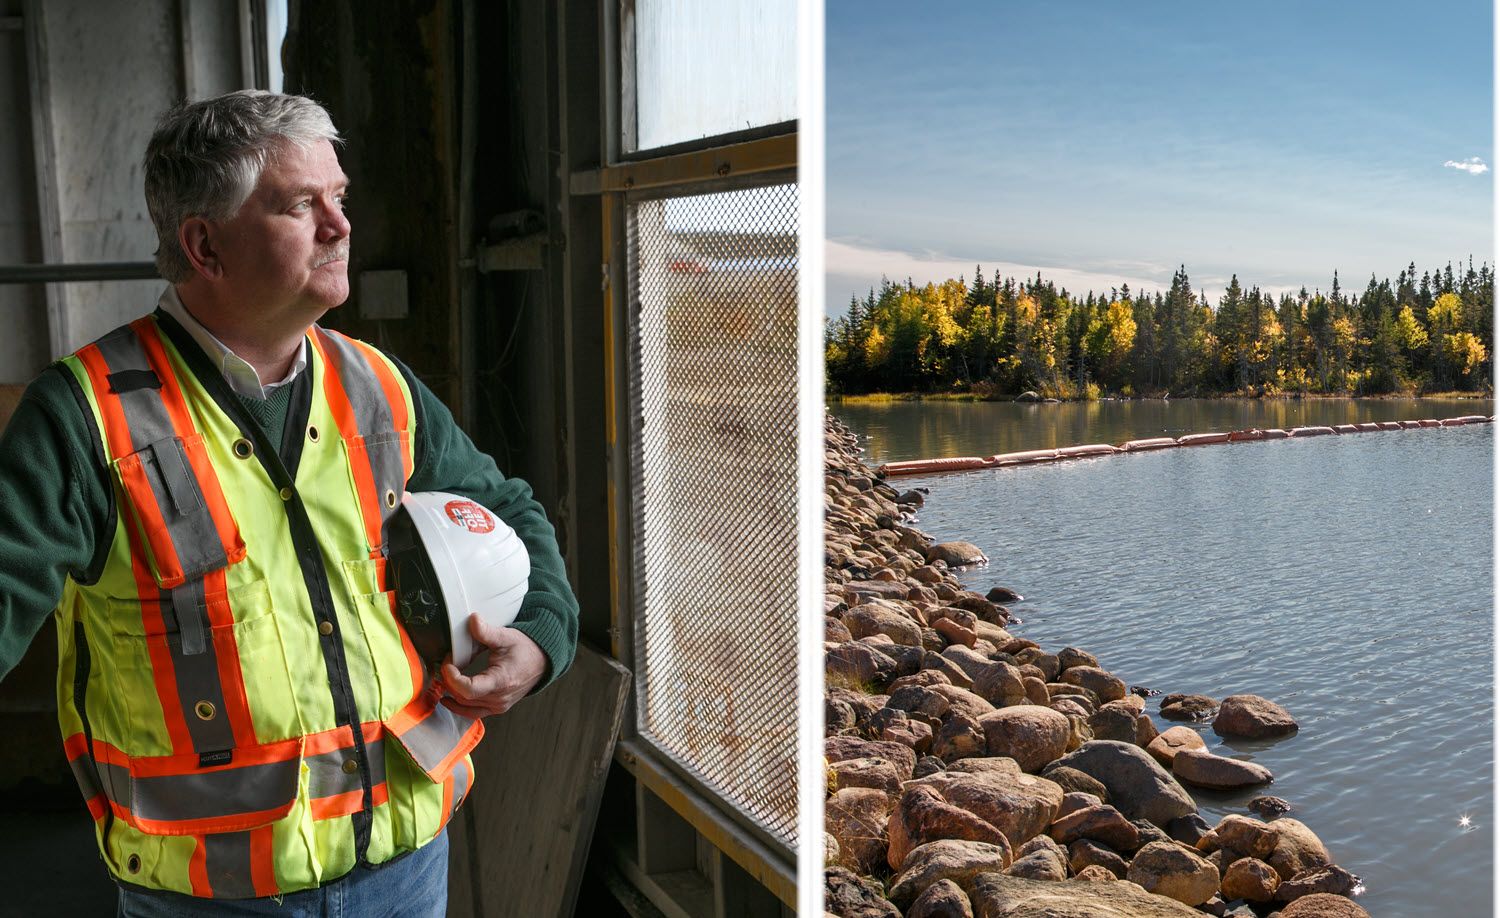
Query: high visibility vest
52 314 482 899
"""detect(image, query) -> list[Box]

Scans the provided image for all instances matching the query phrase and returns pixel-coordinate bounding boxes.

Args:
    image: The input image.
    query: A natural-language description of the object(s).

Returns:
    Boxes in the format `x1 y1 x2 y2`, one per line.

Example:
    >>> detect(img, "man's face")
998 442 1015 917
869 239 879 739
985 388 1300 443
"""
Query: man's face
213 138 351 320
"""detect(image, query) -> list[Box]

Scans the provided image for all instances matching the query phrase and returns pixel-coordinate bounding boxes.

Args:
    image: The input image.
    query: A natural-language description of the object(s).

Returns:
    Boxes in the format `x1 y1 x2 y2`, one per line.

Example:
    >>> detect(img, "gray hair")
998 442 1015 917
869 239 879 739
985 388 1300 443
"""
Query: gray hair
144 90 341 282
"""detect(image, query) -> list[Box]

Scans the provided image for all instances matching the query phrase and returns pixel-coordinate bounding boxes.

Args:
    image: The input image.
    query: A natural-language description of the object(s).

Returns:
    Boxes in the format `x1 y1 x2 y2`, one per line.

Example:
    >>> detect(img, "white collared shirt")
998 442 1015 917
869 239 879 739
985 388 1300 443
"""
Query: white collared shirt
157 287 308 401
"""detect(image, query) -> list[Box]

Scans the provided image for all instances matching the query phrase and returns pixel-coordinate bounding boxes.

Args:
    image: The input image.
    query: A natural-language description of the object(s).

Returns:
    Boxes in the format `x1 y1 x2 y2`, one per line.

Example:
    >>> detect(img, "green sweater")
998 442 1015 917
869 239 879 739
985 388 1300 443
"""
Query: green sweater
0 324 578 693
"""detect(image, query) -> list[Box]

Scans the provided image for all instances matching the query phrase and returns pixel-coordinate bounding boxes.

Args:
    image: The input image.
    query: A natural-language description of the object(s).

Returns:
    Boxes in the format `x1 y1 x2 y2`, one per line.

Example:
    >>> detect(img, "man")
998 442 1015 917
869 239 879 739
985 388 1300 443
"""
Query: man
0 91 578 914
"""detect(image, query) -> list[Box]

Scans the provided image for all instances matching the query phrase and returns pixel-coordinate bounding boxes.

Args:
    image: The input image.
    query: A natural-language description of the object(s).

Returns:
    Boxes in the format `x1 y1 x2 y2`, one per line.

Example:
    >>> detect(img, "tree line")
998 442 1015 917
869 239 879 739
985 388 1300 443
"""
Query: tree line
825 261 1493 398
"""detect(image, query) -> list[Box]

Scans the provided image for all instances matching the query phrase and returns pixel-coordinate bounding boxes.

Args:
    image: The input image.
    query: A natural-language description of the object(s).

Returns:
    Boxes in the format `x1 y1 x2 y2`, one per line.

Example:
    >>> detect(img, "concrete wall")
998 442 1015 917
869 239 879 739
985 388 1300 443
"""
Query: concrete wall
0 1 50 382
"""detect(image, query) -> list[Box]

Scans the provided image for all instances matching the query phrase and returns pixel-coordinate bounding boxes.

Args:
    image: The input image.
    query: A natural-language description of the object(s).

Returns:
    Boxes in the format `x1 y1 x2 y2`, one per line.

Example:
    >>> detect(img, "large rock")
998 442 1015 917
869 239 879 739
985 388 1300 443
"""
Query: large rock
1004 847 1068 881
826 787 893 874
926 686 995 723
914 760 1064 847
1060 666 1127 703
825 866 901 918
973 661 1028 707
1125 840 1220 906
933 712 987 763
927 541 988 567
1278 893 1371 917
827 641 898 689
1172 747 1274 789
970 872 1205 917
887 839 1012 907
888 784 1011 870
1067 839 1127 878
908 878 975 918
1049 804 1139 852
1146 725 1206 768
1056 647 1099 670
1214 815 1278 859
1275 864 1361 903
845 600 924 646
830 756 905 795
826 737 917 778
1047 741 1197 826
1265 818 1332 881
1212 695 1298 739
1087 704 1139 744
1220 857 1279 902
1041 765 1109 802
1159 693 1218 722
978 707 1072 772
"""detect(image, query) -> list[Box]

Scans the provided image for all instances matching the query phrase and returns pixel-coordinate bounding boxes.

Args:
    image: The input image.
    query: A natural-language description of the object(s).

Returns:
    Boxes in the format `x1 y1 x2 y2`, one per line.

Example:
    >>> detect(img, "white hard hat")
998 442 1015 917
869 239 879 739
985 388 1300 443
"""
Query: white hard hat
384 491 530 669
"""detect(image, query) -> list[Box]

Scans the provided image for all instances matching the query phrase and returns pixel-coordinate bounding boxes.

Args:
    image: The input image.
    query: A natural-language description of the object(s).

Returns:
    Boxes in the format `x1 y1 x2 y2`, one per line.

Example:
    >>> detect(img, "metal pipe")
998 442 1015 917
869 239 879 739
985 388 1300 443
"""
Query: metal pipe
0 262 159 284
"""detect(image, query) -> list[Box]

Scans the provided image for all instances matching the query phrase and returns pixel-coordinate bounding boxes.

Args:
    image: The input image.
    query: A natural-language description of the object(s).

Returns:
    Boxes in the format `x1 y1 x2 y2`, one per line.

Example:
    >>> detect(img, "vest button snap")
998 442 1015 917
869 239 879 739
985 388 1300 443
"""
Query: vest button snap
279 487 293 501
308 425 320 442
127 854 141 874
341 758 359 775
232 438 253 459
385 489 398 508
318 621 333 636
194 701 216 721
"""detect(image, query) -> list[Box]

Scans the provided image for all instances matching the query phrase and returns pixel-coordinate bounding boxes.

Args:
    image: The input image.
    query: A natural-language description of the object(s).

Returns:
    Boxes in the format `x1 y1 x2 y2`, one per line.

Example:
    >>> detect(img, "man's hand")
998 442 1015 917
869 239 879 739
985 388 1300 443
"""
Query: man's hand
438 614 548 719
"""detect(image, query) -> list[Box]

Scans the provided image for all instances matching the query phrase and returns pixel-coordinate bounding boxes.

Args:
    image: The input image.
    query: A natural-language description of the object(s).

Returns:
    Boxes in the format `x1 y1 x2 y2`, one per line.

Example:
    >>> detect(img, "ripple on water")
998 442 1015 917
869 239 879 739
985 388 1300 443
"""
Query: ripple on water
875 424 1493 917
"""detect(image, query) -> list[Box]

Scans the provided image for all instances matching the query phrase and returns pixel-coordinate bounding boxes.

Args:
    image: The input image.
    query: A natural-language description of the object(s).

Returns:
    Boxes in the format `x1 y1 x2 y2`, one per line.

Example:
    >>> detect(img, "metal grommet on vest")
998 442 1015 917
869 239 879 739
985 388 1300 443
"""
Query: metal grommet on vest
232 438 253 459
279 486 293 501
127 854 141 874
318 621 333 636
194 701 216 721
341 759 359 775
385 491 530 669
308 425 320 442
384 489 398 508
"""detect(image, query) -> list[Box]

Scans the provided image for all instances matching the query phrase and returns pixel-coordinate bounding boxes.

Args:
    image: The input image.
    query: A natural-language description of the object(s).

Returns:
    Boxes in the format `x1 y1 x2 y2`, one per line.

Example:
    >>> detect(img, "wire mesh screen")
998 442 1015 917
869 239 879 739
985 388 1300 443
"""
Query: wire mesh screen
626 182 799 848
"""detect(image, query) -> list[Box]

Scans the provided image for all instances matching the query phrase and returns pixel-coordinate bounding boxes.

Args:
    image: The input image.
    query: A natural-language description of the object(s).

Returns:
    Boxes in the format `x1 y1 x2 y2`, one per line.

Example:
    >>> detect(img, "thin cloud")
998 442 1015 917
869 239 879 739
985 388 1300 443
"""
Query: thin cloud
1443 157 1489 175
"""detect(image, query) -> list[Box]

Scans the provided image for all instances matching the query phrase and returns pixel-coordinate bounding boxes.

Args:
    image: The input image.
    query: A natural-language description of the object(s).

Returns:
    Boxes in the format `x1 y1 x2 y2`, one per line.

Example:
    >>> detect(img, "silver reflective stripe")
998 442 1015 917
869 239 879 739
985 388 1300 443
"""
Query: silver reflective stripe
316 330 406 527
129 755 299 824
171 583 207 657
396 708 472 776
202 831 256 899
94 327 176 454
161 581 236 753
67 750 103 802
95 757 132 813
305 737 385 802
449 758 470 812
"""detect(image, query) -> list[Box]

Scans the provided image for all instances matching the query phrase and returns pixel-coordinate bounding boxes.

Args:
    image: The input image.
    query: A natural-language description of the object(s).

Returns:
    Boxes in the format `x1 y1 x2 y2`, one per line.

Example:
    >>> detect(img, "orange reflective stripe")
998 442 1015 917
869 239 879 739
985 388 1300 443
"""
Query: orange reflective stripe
189 838 212 897
388 682 484 782
202 570 256 748
249 825 277 897
132 319 245 567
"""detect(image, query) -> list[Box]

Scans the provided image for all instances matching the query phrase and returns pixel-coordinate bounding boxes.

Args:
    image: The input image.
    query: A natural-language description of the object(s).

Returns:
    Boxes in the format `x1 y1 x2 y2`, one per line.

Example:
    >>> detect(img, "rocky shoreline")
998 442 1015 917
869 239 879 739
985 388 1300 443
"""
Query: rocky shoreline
822 414 1369 917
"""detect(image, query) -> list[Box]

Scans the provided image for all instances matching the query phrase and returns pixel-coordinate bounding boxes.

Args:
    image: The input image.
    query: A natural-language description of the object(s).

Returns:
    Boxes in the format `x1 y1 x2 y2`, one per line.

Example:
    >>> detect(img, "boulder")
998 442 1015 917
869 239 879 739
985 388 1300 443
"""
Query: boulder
973 661 1028 707
825 737 917 778
1049 804 1139 852
887 685 954 722
1055 792 1101 820
1220 857 1279 903
887 784 1011 870
829 756 905 795
891 670 953 691
1074 865 1117 883
927 541 988 567
986 586 1024 603
1145 725 1206 768
1125 840 1220 907
1060 666 1127 703
978 706 1072 772
908 877 975 918
1159 693 1218 722
826 617 853 643
934 617 978 648
1212 695 1298 739
825 787 894 875
1172 747 1274 789
1040 765 1109 802
1134 715 1159 747
1214 815 1278 859
914 755 946 779
933 712 987 763
1056 647 1100 670
827 641 898 690
1067 839 1128 878
1047 741 1197 825
824 866 901 918
882 715 934 753
826 696 856 734
887 839 1012 907
1163 813 1211 848
1004 847 1068 881
1248 795 1292 819
928 684 994 721
1265 818 1332 881
970 872 1205 917
1087 704 1139 744
1022 676 1052 707
1278 893 1371 917
1274 864 1361 903
916 760 1065 847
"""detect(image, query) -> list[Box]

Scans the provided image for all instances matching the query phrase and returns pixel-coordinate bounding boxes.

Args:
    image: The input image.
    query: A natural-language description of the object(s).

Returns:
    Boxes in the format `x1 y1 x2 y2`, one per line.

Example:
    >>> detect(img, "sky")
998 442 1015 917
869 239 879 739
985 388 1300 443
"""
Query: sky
825 1 1493 315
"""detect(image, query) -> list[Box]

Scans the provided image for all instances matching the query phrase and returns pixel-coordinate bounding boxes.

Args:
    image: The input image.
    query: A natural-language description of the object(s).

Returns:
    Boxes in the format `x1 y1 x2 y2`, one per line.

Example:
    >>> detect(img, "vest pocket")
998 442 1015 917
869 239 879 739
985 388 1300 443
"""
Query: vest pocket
111 433 246 589
380 692 484 851
340 557 426 720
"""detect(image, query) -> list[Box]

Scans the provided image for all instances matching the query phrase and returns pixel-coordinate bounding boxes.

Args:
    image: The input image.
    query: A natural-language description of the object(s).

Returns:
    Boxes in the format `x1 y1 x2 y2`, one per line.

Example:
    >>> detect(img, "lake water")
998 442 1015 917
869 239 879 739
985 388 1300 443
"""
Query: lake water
835 397 1493 465
835 401 1493 917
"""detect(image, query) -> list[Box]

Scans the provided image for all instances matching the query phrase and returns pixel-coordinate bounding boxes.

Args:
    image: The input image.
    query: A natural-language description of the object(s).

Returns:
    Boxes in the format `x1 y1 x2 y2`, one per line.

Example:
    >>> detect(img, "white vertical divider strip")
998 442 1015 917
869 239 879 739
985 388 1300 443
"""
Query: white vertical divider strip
796 0 826 912
1490 2 1498 909
21 0 69 359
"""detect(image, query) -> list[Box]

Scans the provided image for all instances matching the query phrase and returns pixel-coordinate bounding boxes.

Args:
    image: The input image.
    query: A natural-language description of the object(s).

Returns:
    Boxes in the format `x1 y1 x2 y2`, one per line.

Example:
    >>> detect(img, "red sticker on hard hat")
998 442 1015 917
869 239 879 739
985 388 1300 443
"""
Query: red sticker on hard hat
444 499 495 533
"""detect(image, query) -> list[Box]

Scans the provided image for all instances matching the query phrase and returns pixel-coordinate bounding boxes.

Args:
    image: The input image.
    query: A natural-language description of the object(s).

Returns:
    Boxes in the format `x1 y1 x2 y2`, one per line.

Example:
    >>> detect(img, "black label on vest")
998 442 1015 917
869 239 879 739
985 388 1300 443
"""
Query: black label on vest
199 749 233 768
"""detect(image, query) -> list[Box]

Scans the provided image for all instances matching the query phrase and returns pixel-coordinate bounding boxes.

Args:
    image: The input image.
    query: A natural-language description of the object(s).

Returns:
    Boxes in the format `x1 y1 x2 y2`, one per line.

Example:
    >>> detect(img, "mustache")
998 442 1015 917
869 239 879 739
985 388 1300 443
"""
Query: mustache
312 246 349 268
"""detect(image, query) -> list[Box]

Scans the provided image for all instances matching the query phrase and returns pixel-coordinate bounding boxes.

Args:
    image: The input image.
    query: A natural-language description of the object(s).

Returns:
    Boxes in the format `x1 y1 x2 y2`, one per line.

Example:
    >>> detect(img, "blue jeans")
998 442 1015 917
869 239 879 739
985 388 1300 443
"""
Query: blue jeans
116 830 448 917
